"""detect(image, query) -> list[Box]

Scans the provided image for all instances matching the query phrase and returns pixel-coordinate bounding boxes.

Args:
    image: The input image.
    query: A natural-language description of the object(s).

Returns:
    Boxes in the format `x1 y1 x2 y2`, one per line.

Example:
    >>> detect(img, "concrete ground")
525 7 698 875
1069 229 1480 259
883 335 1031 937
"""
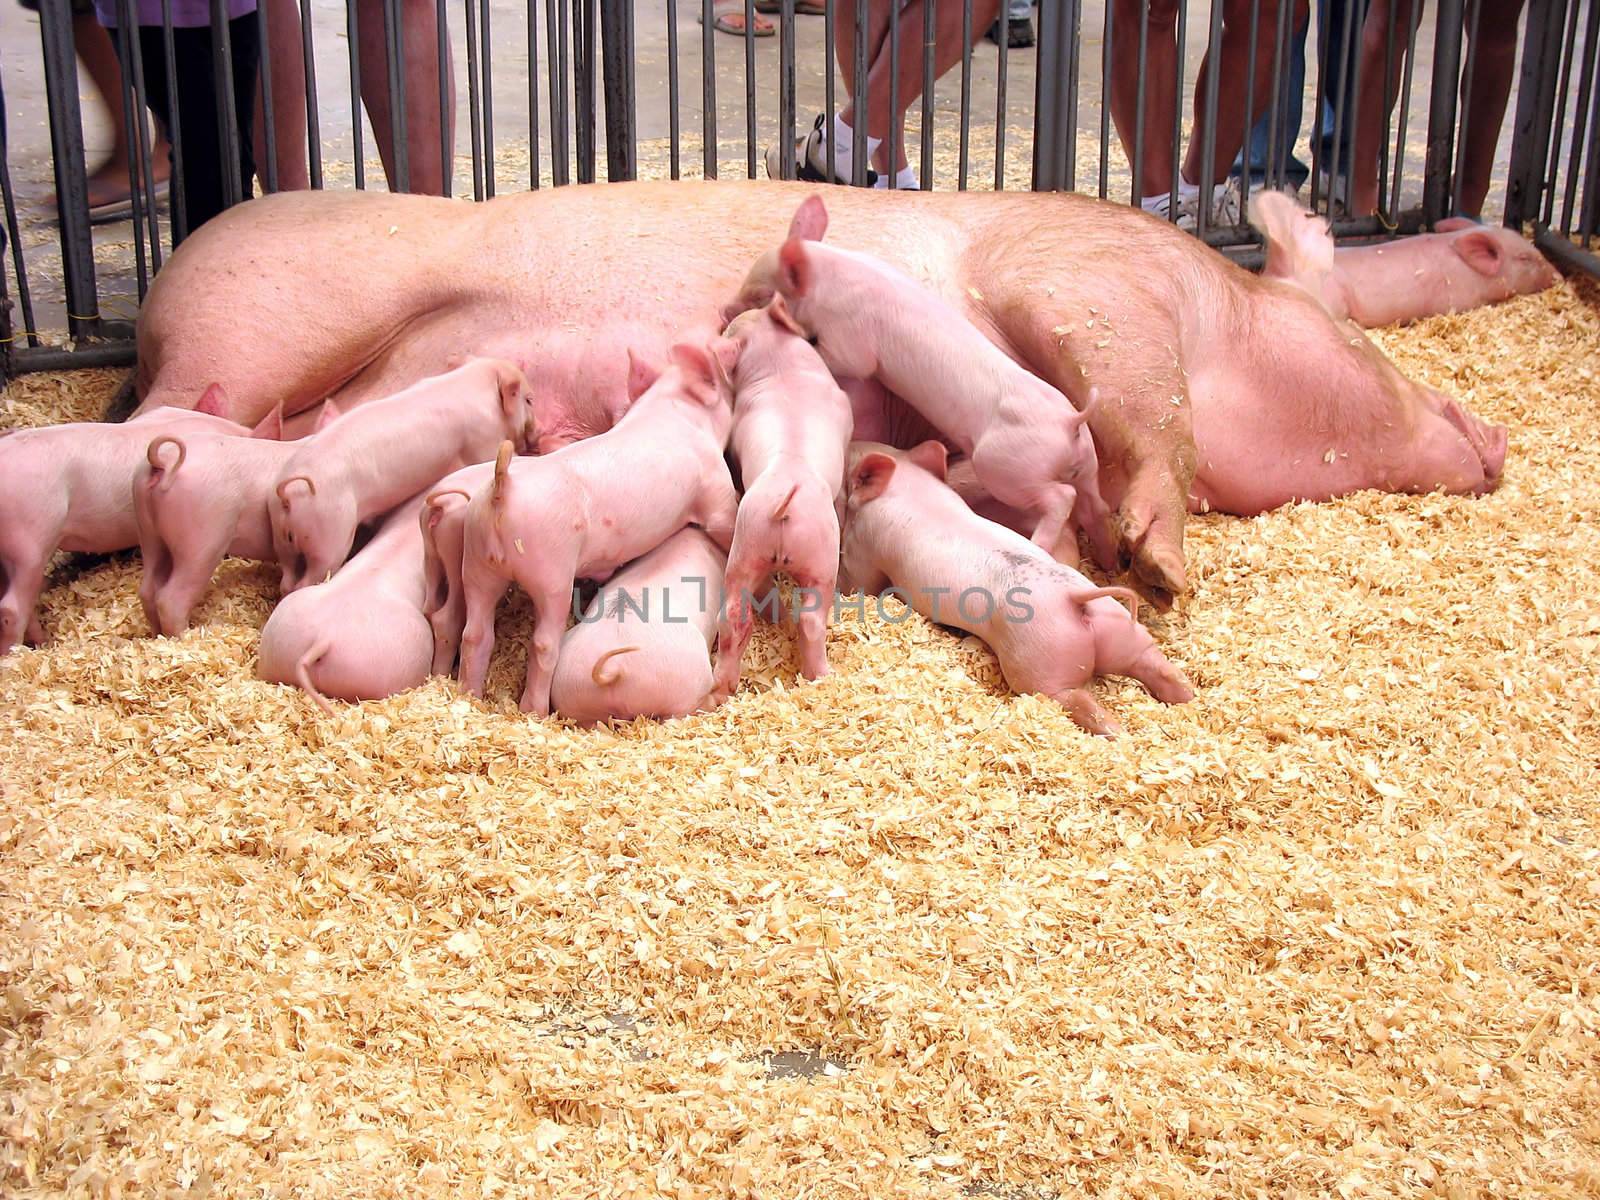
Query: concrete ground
0 1 1528 346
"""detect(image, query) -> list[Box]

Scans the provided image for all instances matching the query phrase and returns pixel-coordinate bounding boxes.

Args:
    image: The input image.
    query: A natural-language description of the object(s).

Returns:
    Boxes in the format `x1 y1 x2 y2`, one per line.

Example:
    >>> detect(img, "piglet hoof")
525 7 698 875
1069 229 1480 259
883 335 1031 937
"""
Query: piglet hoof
518 688 551 717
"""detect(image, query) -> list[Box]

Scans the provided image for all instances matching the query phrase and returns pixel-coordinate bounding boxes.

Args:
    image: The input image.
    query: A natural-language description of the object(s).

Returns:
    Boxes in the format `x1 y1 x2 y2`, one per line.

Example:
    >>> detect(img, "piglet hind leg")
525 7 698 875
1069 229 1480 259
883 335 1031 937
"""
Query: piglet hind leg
708 560 764 706
519 585 574 717
457 566 511 698
792 565 839 681
1052 687 1123 738
0 551 48 657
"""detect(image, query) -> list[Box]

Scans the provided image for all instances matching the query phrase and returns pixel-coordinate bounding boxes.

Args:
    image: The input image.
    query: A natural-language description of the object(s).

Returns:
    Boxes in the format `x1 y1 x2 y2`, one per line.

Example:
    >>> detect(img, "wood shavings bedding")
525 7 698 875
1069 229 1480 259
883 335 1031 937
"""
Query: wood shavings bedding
2 281 1598 1198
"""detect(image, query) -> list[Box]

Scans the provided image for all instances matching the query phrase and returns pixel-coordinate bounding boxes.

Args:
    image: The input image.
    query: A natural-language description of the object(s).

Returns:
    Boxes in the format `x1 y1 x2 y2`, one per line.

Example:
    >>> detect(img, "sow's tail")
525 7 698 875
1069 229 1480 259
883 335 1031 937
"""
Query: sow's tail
591 645 639 687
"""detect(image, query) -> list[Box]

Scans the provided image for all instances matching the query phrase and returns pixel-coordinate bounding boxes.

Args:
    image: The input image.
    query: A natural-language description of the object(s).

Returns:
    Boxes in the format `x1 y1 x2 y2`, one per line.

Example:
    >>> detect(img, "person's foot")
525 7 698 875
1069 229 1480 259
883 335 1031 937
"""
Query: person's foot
764 113 878 186
698 3 774 35
48 162 172 225
985 16 1036 47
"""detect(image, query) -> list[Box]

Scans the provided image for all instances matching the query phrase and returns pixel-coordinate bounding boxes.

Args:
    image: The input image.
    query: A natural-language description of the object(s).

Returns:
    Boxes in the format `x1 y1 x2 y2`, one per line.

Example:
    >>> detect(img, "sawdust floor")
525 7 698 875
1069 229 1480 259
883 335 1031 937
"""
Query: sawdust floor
2 279 1599 1198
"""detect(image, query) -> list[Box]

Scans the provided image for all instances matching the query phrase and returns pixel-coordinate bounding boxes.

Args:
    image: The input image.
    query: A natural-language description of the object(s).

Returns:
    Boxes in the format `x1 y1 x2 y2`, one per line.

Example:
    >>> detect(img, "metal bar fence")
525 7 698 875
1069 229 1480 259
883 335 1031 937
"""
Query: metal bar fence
2 0 1594 379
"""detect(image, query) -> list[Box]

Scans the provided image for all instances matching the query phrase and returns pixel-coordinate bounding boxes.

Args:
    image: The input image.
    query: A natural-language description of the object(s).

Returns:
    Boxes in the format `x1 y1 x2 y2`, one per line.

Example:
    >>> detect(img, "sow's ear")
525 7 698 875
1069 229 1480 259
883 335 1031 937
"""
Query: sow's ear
906 439 948 481
777 238 813 299
788 193 828 242
1452 230 1505 276
626 348 661 402
850 452 898 503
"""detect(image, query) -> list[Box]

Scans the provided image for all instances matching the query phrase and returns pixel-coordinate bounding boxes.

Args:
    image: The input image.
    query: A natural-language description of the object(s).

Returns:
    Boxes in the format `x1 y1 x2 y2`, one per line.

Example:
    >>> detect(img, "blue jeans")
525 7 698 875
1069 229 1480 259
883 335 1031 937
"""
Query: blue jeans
1007 0 1030 21
1236 0 1366 190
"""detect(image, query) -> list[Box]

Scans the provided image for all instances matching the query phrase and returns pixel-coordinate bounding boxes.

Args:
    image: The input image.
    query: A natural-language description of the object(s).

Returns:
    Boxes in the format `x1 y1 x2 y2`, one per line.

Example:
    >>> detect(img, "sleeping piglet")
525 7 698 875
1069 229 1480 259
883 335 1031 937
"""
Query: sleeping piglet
550 528 727 725
1250 190 1559 327
842 440 1193 737
273 358 536 592
258 461 494 712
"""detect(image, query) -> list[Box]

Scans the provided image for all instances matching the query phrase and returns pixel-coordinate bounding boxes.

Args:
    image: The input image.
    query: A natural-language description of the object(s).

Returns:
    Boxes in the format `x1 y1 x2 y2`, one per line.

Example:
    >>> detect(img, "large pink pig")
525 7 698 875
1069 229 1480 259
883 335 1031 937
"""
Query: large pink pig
1250 191 1559 328
747 196 1116 572
257 466 490 711
841 440 1193 736
550 528 727 725
707 298 854 705
272 358 537 592
457 341 741 716
133 426 311 635
0 388 248 655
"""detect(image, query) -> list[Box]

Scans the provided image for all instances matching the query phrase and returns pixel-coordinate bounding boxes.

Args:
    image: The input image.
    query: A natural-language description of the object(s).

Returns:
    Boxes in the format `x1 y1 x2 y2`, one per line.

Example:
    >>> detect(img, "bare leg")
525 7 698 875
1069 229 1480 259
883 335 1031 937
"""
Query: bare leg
254 0 310 191
1455 0 1526 218
73 14 172 209
1350 0 1417 215
1109 0 1179 197
355 0 456 196
1182 0 1308 187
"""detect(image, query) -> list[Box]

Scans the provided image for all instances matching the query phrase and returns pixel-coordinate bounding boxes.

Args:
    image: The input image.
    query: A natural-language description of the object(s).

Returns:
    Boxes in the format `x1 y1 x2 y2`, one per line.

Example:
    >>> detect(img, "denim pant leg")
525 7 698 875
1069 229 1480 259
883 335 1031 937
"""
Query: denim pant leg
1236 15 1310 189
1316 0 1368 177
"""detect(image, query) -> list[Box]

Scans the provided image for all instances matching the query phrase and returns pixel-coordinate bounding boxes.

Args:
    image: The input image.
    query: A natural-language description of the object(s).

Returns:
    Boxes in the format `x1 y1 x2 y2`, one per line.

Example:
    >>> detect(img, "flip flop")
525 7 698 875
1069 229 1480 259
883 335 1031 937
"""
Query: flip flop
696 8 776 35
754 0 827 13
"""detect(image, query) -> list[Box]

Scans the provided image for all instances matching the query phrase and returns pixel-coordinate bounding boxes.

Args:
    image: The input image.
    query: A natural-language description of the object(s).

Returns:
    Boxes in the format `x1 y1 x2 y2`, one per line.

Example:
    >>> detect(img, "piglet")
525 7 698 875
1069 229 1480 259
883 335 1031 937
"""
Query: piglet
133 401 343 636
708 298 854 705
273 358 537 592
0 387 249 655
758 195 1116 572
419 485 473 678
550 528 726 725
1251 190 1559 327
457 340 741 716
842 440 1193 736
258 462 491 711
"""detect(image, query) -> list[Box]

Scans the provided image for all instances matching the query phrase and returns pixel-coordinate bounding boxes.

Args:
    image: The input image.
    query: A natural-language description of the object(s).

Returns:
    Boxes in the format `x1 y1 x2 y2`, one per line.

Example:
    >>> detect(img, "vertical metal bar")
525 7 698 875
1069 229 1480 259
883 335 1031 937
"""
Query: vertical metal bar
1562 0 1600 234
1376 0 1400 212
1132 0 1150 202
347 0 367 189
702 0 717 177
1196 0 1225 237
125 0 163 274
1099 0 1115 198
526 0 539 189
852 0 869 187
436 0 451 195
111 0 151 298
1387 0 1421 217
1534 0 1582 226
1452 0 1483 215
257 4 279 192
210 0 242 210
1032 0 1059 189
550 0 571 185
602 0 637 179
1237 0 1260 221
890 0 902 187
383 0 411 192
1063 0 1081 191
0 56 40 349
1582 61 1600 244
1264 0 1287 190
302 0 323 189
1326 0 1358 216
958 0 973 190
919 0 934 187
481 0 496 196
578 0 597 182
778 0 795 179
994 0 1008 190
466 0 486 198
669 0 682 178
1168 0 1186 219
1423 0 1467 226
39 0 99 336
744 0 757 178
826 0 838 182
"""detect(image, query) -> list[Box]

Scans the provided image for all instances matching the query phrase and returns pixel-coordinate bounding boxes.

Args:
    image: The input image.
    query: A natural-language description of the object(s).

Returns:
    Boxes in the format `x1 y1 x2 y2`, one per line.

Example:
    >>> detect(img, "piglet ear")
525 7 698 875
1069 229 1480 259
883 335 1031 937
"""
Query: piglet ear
708 336 740 394
788 194 829 243
850 451 898 503
777 238 813 299
312 397 343 432
251 400 285 440
626 348 661 402
1452 230 1505 277
767 293 808 338
195 382 228 417
906 439 948 481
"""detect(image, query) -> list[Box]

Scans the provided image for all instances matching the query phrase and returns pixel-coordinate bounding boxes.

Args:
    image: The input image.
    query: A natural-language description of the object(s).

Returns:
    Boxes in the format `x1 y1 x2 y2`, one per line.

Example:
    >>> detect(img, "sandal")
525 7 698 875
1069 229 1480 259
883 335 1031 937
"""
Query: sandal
754 0 828 13
696 4 775 35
